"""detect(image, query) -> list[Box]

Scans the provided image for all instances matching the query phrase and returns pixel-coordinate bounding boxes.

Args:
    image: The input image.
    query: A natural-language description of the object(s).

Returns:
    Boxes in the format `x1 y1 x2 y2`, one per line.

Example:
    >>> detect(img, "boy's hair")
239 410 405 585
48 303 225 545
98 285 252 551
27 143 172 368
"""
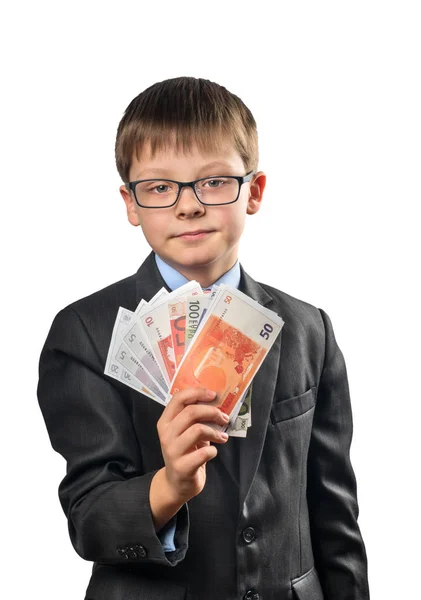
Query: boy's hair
115 76 258 184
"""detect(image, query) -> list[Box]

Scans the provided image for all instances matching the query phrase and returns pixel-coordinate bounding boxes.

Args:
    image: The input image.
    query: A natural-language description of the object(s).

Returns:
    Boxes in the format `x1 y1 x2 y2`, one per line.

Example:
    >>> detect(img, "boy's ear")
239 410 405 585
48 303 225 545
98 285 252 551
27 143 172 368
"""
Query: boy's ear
119 184 141 227
246 171 266 215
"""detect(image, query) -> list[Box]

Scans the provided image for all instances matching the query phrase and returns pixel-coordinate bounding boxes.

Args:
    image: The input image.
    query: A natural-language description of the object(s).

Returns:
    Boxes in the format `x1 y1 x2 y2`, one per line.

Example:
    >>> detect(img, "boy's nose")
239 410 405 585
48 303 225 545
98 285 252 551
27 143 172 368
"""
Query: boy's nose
174 186 206 217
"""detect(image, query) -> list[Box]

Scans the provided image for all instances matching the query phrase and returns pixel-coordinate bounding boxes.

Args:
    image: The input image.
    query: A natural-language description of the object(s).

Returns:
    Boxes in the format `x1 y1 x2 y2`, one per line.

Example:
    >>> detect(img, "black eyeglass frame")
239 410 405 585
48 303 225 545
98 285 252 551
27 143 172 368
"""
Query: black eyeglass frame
125 171 255 208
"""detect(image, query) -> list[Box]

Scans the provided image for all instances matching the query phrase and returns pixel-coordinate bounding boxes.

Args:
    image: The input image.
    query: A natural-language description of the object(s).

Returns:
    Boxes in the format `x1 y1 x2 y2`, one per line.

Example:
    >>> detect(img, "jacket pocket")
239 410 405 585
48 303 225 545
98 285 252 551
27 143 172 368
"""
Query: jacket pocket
270 387 316 423
291 565 324 599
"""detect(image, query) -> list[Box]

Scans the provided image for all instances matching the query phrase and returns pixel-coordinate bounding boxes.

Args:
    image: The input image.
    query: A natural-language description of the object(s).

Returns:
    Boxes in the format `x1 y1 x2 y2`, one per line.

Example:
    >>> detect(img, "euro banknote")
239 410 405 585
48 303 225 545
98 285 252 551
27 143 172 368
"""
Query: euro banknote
138 281 202 385
169 284 284 429
104 307 162 401
227 383 253 437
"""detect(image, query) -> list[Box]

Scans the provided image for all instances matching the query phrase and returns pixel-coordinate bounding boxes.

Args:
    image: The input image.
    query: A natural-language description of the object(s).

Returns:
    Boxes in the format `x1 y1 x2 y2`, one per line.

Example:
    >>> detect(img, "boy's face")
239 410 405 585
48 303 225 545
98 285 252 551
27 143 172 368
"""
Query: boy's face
119 139 266 287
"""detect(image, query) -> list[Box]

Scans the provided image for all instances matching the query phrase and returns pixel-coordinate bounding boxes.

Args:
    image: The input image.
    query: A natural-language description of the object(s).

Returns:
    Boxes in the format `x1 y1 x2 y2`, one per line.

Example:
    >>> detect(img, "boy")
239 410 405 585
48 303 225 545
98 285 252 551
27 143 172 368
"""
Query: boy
37 76 369 599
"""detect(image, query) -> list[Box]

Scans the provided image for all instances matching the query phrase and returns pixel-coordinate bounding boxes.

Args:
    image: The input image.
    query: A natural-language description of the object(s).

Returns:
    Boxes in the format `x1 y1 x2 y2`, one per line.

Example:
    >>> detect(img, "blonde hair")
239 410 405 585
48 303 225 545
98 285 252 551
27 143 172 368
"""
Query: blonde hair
115 76 258 183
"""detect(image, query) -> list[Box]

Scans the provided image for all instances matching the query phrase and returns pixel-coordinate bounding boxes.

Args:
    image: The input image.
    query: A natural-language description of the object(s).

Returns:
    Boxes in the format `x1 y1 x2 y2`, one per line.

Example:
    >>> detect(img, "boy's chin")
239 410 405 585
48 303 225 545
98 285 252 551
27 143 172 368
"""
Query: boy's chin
158 245 229 269
163 251 217 268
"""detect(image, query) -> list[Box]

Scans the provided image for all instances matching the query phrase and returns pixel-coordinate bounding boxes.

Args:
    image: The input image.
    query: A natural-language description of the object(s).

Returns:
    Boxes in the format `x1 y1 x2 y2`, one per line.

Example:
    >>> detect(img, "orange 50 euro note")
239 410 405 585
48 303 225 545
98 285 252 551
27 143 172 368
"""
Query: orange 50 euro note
168 285 284 426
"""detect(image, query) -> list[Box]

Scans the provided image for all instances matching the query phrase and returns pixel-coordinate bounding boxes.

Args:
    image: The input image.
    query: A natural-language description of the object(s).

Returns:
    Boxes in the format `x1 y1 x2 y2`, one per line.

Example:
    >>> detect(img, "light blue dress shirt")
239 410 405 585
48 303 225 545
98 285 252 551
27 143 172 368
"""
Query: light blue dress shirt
153 252 241 552
154 253 241 293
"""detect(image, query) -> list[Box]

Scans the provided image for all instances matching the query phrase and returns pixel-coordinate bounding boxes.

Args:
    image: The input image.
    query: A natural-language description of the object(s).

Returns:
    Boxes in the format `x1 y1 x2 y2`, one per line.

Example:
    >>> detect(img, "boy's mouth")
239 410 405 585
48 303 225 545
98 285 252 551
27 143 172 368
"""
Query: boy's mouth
174 229 214 240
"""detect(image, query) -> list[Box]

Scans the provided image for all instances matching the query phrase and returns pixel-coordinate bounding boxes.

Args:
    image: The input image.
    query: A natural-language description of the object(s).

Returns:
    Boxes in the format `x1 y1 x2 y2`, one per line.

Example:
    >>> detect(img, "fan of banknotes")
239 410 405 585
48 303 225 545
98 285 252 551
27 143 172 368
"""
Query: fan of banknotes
105 281 284 437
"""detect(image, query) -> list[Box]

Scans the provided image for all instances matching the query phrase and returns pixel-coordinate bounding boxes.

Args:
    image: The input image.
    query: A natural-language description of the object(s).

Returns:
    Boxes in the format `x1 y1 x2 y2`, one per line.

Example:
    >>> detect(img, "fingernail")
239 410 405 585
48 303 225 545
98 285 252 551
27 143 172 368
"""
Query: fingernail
220 432 229 440
221 412 230 421
207 390 217 398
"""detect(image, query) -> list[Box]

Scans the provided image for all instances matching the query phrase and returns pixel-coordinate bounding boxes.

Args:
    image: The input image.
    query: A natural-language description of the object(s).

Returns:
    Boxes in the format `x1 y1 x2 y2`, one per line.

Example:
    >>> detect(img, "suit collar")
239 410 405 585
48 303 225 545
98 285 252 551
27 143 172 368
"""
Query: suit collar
238 263 274 307
135 250 275 308
135 251 172 304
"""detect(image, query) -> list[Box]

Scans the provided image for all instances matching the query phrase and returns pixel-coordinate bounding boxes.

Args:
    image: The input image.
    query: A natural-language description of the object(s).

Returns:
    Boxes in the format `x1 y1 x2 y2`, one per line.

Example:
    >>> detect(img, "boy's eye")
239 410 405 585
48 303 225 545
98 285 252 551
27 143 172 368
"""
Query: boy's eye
201 178 226 188
147 181 176 194
154 184 169 193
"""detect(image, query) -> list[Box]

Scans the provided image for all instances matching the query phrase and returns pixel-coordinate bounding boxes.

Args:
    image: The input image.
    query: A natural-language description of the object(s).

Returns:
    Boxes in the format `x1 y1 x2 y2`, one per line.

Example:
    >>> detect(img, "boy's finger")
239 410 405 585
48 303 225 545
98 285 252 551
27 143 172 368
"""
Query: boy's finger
162 387 217 423
178 444 219 476
169 404 229 439
175 422 228 457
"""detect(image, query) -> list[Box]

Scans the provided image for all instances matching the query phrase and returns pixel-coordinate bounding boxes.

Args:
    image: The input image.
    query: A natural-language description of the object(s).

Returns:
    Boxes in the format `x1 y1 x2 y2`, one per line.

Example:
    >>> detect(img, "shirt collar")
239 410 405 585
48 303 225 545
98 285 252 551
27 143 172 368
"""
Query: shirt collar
154 253 241 292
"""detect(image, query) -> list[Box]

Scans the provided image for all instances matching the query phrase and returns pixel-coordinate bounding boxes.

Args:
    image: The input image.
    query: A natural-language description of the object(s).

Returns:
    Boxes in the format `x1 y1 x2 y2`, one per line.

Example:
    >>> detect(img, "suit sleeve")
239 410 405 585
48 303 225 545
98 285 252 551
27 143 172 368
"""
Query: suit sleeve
307 309 370 599
37 307 189 566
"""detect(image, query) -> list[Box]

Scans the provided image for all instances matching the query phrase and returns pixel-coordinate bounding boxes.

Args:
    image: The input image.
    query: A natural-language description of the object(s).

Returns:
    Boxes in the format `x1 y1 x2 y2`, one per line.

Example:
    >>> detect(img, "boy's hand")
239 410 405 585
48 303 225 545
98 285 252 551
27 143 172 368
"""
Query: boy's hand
157 387 230 503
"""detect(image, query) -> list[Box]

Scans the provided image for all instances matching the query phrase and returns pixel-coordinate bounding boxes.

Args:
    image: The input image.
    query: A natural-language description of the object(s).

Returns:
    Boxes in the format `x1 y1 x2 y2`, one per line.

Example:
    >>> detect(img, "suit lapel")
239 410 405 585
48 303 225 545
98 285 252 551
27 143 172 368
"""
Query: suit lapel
135 251 172 305
236 266 283 507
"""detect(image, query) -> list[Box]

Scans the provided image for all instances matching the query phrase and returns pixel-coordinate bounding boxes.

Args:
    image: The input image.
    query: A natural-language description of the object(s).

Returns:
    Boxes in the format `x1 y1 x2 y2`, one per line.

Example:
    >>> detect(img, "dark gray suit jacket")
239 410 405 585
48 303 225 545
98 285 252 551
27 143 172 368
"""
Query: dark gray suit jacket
37 251 369 600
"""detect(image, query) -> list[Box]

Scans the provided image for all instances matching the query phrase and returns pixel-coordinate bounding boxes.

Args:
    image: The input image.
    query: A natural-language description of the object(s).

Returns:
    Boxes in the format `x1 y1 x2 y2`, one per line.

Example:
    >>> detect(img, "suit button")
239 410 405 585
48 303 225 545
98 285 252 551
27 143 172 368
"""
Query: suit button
242 526 256 543
126 546 138 559
244 590 259 600
134 544 147 558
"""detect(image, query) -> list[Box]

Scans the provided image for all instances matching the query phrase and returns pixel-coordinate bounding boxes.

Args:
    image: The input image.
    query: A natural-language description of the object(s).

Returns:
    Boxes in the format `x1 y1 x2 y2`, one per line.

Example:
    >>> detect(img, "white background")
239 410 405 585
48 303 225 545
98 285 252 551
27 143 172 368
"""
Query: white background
1 1 420 598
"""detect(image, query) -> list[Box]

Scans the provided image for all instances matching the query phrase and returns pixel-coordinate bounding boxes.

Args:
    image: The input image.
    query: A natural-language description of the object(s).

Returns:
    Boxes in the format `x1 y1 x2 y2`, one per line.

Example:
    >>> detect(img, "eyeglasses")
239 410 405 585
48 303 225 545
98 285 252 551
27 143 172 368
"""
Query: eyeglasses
125 171 255 208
